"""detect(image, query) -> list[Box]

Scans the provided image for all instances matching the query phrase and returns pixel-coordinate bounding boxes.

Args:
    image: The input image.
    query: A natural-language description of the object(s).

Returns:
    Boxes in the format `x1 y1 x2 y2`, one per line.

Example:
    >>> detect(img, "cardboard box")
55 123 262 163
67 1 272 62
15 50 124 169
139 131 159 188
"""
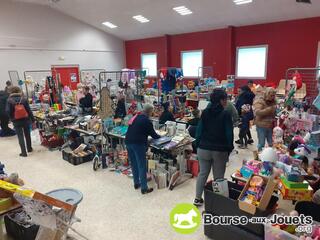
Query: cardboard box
279 178 313 201
238 174 277 215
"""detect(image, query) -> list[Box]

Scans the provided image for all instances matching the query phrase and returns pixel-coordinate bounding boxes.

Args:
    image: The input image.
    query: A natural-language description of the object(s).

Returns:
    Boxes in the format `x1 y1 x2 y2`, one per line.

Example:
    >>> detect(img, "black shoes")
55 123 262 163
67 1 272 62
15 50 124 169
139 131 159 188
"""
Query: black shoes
193 198 204 206
20 153 27 157
238 144 248 149
134 184 141 190
28 148 33 153
235 139 241 144
247 139 254 144
141 188 153 194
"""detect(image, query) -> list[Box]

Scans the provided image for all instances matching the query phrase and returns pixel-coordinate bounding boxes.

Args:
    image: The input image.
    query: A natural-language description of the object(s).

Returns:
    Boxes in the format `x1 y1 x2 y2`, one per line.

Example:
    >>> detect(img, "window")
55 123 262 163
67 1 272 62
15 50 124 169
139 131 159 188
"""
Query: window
141 53 157 76
181 50 203 77
236 45 268 79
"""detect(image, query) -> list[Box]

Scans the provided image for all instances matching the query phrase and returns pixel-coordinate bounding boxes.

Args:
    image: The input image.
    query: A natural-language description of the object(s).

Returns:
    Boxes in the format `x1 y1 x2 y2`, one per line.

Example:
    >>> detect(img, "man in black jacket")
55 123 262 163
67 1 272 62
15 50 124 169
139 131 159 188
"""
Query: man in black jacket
6 86 35 157
0 90 15 136
79 86 93 115
125 104 160 194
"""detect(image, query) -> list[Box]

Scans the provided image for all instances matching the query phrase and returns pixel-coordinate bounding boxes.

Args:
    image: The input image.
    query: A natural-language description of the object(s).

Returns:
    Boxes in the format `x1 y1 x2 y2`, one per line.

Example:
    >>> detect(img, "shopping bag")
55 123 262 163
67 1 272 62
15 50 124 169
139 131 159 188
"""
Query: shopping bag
31 129 41 146
212 178 229 198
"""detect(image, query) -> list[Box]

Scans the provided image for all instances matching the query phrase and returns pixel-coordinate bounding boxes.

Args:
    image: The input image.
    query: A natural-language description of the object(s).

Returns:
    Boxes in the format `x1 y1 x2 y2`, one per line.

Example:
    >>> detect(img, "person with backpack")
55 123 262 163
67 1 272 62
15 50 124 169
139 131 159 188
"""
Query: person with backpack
6 86 35 157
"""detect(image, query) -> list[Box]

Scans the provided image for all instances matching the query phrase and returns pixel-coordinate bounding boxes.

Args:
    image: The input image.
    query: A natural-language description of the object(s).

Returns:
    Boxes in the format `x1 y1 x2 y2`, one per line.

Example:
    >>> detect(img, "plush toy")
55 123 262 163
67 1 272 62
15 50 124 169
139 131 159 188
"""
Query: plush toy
4 173 24 186
295 144 312 169
279 154 292 165
260 147 279 163
293 135 306 145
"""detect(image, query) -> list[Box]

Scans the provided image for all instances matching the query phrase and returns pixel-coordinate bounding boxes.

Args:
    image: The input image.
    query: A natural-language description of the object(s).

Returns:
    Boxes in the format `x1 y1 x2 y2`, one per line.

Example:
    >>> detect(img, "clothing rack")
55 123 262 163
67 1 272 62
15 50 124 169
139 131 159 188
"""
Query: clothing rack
23 70 52 99
157 67 184 103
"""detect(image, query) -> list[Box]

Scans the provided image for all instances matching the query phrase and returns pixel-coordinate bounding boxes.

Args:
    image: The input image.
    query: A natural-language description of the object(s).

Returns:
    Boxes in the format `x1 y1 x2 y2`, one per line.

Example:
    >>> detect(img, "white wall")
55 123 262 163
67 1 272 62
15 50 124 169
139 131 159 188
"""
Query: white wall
0 0 125 88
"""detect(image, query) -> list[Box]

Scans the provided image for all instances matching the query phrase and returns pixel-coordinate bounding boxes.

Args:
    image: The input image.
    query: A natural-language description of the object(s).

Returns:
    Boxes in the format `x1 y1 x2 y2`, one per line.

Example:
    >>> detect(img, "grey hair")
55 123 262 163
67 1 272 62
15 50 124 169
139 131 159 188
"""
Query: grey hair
143 103 154 114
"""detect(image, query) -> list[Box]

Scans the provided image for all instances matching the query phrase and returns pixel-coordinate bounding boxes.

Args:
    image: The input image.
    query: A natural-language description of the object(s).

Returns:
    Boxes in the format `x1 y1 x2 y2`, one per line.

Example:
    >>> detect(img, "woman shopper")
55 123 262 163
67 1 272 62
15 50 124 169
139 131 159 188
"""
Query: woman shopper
125 104 160 194
6 86 35 157
253 87 277 151
194 88 234 206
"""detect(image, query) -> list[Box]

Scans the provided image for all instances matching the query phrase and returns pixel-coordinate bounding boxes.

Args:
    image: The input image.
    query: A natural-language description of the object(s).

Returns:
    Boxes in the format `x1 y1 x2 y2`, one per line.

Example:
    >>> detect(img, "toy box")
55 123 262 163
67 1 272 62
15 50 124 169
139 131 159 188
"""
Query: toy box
279 178 313 201
238 174 277 215
280 176 309 189
240 160 262 179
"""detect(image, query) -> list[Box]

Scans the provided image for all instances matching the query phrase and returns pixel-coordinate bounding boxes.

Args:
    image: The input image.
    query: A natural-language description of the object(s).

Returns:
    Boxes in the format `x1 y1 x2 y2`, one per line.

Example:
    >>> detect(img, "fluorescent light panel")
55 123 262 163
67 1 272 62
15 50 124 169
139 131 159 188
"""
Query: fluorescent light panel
133 15 150 23
102 21 117 28
233 0 253 5
173 6 193 15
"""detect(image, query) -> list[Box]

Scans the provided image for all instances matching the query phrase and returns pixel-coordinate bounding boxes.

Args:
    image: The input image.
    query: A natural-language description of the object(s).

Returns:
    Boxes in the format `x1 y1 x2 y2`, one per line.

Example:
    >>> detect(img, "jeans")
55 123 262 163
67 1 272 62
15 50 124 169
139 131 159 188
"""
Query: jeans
126 144 148 191
256 127 273 151
195 148 229 199
15 123 32 155
239 127 249 145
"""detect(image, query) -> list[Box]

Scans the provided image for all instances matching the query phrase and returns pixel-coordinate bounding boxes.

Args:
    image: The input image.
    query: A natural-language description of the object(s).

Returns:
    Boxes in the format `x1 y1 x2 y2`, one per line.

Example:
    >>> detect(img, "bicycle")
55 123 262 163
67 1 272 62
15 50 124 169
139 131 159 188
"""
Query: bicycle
92 143 108 171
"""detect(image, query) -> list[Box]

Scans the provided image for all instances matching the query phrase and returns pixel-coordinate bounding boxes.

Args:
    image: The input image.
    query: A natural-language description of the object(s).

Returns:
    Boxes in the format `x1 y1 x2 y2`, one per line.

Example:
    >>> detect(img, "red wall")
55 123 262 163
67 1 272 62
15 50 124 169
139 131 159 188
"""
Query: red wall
125 17 320 96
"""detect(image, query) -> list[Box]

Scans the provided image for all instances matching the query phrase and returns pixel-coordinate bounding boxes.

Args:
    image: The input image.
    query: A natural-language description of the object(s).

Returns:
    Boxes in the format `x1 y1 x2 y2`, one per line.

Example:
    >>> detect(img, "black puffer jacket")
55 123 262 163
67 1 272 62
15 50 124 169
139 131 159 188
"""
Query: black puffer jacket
0 90 9 117
6 93 34 127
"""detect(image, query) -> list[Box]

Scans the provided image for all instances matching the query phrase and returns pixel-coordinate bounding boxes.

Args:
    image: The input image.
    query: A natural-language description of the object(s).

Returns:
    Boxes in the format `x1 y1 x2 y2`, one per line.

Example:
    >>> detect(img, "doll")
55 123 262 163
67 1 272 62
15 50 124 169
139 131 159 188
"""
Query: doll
273 126 284 145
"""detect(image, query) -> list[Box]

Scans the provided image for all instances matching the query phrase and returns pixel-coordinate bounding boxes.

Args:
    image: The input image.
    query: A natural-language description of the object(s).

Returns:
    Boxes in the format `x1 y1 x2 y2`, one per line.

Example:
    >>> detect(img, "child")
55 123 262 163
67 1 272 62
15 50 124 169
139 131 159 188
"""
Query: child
238 104 254 149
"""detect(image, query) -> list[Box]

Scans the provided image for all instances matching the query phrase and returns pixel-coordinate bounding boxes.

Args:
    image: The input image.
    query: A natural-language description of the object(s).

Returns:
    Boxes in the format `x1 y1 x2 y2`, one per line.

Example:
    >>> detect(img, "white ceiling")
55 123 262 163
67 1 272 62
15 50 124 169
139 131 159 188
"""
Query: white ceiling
13 0 320 40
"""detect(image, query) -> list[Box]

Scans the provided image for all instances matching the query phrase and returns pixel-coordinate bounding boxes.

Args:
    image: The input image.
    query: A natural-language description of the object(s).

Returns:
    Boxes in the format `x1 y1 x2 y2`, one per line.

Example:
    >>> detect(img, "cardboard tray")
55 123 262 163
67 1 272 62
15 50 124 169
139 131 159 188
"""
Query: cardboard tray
238 175 277 215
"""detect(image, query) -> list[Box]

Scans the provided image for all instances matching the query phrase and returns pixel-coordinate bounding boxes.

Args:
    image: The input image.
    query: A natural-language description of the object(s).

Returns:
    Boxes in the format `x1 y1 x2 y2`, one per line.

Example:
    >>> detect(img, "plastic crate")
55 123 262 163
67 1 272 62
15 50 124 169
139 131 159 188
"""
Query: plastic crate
68 152 94 166
4 209 39 240
264 224 299 240
62 148 72 161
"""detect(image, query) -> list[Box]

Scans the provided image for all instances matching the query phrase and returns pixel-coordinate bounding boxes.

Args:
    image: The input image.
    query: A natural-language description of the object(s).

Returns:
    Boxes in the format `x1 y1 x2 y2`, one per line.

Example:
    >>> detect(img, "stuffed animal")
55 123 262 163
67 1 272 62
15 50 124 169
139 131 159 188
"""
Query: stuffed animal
295 144 312 169
4 173 24 186
259 147 279 163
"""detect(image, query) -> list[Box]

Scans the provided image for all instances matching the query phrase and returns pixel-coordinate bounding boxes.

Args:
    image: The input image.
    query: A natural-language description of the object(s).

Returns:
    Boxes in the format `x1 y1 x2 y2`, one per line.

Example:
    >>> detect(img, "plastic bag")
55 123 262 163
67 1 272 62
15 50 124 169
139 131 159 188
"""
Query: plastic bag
31 129 41 146
212 178 229 198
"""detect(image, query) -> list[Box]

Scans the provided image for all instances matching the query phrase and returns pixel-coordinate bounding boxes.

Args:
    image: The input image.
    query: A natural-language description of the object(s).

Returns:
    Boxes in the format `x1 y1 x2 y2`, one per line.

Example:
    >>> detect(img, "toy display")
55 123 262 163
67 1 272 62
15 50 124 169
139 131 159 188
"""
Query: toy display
240 159 262 179
240 175 265 206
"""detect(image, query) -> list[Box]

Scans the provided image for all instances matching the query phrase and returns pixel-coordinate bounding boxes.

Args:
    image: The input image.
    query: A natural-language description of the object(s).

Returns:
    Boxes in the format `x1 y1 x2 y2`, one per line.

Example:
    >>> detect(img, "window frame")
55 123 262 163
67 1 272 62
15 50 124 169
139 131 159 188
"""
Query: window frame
317 41 320 78
235 45 268 80
141 52 157 77
181 49 204 78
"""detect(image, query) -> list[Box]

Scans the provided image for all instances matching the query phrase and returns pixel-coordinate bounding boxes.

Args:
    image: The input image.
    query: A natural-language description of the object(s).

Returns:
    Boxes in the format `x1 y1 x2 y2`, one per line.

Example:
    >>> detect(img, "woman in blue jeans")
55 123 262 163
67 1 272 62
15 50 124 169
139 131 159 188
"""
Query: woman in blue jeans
125 104 160 194
253 87 277 151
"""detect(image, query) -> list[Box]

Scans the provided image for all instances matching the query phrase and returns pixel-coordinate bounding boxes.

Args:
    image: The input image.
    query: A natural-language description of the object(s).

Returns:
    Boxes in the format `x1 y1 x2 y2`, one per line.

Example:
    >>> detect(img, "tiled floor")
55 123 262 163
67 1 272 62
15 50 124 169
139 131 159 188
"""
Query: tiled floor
0 128 292 240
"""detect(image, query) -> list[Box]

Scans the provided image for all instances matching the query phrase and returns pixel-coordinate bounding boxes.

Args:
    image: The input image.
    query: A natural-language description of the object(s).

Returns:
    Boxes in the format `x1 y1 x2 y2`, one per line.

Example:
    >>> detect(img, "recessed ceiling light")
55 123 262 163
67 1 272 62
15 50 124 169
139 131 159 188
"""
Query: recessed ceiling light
233 0 253 5
133 15 150 23
102 21 117 29
173 6 193 15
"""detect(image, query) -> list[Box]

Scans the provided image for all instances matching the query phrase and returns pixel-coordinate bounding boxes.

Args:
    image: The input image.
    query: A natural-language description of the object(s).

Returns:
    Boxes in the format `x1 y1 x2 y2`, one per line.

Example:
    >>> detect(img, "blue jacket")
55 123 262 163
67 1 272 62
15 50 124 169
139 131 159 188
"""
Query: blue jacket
125 114 160 146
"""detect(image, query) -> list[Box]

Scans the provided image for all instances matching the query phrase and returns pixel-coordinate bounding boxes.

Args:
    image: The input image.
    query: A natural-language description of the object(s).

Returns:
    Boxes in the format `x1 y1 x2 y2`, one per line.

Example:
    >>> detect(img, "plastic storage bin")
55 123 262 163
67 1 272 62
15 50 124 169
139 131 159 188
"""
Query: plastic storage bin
4 209 39 240
264 224 299 240
68 152 94 166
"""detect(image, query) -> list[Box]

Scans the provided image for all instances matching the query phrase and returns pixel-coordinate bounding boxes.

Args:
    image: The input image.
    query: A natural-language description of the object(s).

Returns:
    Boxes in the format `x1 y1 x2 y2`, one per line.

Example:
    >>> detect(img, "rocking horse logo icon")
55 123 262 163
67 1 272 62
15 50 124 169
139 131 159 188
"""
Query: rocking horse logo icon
170 203 201 234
